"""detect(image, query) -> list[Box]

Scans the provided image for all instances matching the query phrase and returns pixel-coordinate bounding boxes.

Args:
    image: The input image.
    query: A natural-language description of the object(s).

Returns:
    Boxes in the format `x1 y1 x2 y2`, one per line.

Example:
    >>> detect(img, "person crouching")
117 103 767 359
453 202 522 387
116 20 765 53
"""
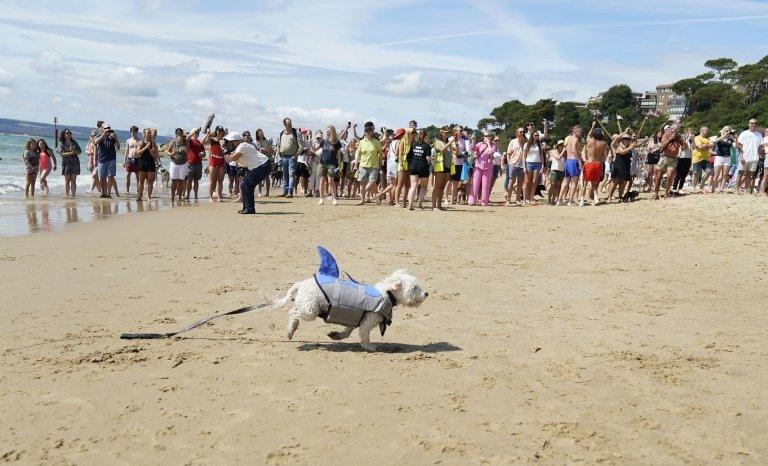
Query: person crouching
222 132 272 214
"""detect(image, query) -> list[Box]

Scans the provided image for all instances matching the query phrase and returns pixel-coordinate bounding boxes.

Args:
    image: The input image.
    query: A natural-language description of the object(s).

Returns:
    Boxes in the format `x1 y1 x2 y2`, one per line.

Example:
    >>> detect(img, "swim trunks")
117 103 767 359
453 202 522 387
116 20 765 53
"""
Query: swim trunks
565 159 580 178
583 162 602 182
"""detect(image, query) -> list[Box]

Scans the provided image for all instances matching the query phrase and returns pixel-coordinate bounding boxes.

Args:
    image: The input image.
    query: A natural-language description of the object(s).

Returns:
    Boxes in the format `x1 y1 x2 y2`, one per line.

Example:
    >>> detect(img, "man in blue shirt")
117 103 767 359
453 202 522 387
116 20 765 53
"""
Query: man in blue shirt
93 122 121 198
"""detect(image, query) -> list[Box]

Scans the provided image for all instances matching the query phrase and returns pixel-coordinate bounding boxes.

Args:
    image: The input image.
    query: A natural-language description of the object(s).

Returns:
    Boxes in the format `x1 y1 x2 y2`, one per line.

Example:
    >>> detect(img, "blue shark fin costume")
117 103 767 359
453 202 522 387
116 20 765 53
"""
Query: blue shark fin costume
313 246 393 337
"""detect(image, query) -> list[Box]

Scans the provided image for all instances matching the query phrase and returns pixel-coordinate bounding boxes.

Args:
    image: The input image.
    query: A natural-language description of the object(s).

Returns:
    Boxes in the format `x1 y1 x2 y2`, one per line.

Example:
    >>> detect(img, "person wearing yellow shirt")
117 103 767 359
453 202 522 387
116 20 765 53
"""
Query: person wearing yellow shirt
692 127 713 193
354 121 382 205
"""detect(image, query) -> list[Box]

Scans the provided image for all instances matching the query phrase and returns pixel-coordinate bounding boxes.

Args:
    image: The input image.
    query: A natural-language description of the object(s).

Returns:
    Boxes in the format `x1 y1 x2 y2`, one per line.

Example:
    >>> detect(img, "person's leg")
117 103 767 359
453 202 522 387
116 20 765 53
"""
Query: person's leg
329 177 338 203
137 172 145 200
287 158 296 196
653 166 663 199
147 172 156 199
468 168 482 206
665 168 676 196
417 178 429 208
759 166 768 195
480 168 493 206
407 175 419 209
394 171 405 206
279 157 288 195
240 169 255 213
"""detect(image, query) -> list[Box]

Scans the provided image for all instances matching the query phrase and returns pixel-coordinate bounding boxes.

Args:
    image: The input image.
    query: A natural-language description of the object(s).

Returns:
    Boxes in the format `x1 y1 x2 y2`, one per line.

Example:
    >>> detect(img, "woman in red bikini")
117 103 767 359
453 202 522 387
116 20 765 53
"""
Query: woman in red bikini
37 139 57 196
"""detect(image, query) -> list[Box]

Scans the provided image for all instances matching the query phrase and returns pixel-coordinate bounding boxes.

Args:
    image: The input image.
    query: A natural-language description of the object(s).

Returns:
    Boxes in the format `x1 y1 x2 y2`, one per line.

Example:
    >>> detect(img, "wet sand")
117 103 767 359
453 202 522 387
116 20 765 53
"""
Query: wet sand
0 191 766 464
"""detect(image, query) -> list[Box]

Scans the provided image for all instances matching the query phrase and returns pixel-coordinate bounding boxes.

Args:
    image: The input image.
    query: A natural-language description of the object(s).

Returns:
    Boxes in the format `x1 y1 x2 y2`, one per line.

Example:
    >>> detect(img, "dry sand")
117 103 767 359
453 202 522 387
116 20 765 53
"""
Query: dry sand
1 191 767 464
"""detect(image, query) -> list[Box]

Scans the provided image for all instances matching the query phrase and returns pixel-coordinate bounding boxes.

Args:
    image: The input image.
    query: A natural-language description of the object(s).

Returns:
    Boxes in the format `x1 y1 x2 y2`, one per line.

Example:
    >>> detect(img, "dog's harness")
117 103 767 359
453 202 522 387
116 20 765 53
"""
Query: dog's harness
313 246 394 336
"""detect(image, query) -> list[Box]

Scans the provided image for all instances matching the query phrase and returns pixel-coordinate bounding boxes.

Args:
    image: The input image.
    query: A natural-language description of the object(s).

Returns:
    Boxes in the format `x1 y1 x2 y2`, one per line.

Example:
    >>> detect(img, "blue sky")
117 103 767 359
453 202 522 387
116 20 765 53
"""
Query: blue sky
0 0 767 136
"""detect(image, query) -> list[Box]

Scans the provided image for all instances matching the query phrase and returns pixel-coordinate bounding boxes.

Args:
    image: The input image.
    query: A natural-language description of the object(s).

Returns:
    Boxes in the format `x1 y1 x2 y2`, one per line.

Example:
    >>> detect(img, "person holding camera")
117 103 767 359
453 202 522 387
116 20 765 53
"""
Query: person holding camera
712 126 738 194
221 132 271 214
653 124 688 200
94 123 121 198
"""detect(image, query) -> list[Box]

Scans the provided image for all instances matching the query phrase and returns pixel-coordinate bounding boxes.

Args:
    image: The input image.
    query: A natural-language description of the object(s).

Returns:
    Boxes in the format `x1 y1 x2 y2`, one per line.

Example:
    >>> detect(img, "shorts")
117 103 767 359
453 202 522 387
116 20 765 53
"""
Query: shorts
526 162 542 172
565 159 581 178
357 166 379 183
386 163 398 179
295 162 311 178
409 166 430 179
450 165 464 181
492 165 501 179
169 162 189 180
225 164 239 177
508 165 524 180
98 159 117 178
611 155 631 181
738 161 758 173
186 163 203 181
713 156 731 168
692 159 710 175
656 155 678 172
548 170 564 182
209 156 225 168
317 163 339 178
125 158 139 173
583 162 602 183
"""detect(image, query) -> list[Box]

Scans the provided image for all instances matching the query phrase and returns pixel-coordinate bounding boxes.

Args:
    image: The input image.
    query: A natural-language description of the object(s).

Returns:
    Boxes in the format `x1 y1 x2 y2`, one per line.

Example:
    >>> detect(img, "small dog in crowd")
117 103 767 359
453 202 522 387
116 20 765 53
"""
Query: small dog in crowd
274 268 428 351
159 168 170 188
621 190 639 203
456 182 468 204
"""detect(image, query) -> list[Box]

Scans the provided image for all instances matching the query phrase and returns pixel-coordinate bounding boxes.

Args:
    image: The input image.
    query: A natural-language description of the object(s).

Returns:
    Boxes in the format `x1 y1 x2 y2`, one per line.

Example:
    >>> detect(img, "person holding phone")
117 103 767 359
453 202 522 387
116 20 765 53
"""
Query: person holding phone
94 123 120 198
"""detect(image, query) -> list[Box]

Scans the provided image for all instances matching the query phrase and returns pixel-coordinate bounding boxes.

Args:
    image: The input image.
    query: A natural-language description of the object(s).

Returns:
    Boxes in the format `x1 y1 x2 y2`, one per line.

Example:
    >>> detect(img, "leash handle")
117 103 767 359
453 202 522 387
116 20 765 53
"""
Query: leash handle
120 333 170 340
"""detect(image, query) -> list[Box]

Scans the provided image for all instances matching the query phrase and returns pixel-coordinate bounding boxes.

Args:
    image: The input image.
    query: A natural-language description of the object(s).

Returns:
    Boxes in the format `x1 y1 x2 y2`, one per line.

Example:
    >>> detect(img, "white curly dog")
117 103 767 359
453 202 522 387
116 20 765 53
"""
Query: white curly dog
273 269 428 351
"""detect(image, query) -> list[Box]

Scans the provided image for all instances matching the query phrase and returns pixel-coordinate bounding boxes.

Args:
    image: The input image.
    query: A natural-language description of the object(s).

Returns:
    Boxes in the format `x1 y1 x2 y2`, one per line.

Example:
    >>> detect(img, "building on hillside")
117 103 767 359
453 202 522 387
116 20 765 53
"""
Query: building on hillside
639 91 658 114
655 84 687 119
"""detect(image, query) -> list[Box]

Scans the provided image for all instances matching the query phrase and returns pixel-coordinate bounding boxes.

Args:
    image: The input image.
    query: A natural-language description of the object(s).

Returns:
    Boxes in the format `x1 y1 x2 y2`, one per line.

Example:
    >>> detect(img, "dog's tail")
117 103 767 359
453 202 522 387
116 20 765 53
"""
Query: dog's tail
272 282 300 309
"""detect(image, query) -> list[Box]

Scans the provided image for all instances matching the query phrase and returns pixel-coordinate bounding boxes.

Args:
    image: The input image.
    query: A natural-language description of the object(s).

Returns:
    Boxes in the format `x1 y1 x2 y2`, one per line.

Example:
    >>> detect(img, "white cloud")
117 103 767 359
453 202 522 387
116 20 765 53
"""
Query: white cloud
384 71 427 96
0 68 14 87
184 72 214 94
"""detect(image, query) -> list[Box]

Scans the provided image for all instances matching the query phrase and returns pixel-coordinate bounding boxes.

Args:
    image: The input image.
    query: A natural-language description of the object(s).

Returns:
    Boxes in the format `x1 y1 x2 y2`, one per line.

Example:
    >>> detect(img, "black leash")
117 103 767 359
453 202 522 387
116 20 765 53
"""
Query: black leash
119 303 268 340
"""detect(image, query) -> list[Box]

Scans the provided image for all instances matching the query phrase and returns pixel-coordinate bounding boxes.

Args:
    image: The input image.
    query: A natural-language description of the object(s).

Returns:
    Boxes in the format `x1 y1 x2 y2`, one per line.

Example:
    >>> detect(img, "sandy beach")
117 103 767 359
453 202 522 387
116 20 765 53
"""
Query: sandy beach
1 192 767 464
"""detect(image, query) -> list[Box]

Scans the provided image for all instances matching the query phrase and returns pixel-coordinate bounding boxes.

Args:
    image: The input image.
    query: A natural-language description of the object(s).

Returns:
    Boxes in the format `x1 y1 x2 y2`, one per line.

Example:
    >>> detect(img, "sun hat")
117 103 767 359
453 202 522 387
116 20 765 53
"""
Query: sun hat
223 131 243 142
556 140 565 146
620 133 631 139
393 128 406 139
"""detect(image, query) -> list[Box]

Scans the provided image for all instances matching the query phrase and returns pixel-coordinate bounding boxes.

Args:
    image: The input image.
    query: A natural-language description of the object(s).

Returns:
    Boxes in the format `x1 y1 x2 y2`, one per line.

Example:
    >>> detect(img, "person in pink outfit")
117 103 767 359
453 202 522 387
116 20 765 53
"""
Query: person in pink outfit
468 132 497 206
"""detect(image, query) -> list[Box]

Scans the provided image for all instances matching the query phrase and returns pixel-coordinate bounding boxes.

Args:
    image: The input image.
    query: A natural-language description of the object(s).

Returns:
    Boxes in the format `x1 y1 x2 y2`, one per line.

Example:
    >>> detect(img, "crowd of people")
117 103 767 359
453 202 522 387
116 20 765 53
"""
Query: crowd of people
19 116 768 214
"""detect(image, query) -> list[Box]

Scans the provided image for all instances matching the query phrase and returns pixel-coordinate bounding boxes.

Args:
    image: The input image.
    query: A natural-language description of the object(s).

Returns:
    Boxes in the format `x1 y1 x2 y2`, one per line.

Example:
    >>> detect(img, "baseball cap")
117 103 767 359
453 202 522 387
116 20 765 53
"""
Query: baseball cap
223 131 243 142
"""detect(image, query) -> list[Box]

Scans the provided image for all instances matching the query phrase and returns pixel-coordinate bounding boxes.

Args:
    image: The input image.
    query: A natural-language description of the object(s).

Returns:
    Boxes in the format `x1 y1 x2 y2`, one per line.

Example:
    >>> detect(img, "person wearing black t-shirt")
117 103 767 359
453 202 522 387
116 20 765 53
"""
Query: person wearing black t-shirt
405 130 432 210
712 126 736 194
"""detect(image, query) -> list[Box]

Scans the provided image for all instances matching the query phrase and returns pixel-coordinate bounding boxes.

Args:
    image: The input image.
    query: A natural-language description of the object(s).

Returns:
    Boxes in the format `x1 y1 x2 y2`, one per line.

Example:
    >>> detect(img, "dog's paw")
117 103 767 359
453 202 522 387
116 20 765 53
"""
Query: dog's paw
286 332 294 341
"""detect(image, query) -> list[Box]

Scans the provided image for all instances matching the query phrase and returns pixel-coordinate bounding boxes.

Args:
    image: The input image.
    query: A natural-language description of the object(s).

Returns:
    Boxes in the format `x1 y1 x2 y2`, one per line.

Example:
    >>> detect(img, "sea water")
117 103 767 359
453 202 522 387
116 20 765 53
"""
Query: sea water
0 133 206 236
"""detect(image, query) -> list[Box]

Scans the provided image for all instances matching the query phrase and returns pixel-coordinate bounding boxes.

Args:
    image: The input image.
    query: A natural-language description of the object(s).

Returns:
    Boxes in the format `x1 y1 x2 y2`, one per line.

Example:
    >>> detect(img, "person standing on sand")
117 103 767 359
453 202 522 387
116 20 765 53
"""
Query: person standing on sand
378 127 404 205
523 131 544 205
405 129 432 210
431 127 452 211
354 121 382 205
37 139 57 196
653 125 687 200
468 131 496 207
580 122 608 206
277 118 302 198
759 131 768 195
136 128 158 201
671 127 693 195
94 123 120 199
712 126 736 194
222 132 271 215
737 119 762 195
254 129 274 197
548 140 565 205
58 129 81 197
317 125 342 206
204 126 227 202
123 126 140 194
167 128 188 203
394 128 414 207
185 127 205 201
505 128 526 205
562 125 583 206
691 127 711 193
607 134 636 202
22 139 39 198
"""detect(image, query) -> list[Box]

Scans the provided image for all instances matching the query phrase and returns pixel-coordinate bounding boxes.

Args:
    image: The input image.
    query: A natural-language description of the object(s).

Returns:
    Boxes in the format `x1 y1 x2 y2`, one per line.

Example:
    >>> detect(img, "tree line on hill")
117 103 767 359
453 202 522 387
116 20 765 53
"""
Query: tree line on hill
472 55 768 148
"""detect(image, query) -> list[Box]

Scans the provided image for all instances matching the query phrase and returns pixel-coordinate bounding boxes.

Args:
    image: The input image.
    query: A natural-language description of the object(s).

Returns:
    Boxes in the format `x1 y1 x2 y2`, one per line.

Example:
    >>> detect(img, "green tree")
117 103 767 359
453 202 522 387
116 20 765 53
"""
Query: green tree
600 84 635 117
704 58 738 81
